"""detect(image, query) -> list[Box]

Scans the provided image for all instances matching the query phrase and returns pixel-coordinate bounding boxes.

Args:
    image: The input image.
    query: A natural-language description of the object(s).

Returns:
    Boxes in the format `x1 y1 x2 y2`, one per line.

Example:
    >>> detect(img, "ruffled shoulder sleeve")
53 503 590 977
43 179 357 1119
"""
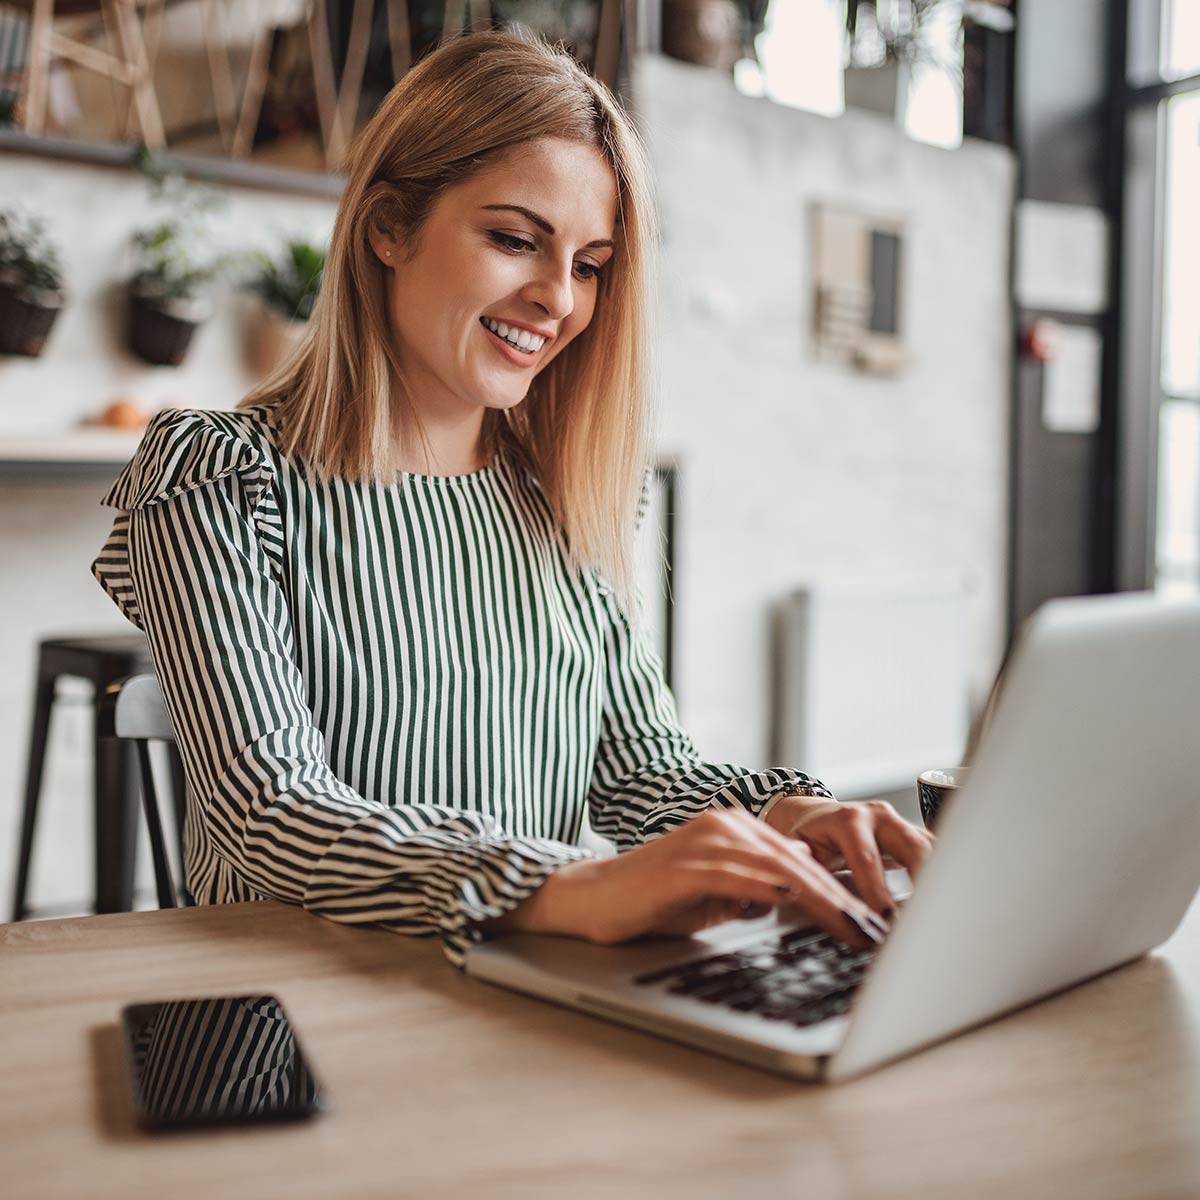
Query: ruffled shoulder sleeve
91 407 283 630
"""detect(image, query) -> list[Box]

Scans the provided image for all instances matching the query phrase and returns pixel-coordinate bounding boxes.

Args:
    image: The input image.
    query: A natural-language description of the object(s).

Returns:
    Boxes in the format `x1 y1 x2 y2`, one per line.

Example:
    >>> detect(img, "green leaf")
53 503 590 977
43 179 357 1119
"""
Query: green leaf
0 208 65 297
243 237 327 321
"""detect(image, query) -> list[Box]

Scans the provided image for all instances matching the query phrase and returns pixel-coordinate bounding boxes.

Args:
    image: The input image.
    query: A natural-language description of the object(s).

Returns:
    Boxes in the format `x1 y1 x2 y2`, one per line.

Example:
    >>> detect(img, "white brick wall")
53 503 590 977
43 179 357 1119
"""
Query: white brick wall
637 55 1014 765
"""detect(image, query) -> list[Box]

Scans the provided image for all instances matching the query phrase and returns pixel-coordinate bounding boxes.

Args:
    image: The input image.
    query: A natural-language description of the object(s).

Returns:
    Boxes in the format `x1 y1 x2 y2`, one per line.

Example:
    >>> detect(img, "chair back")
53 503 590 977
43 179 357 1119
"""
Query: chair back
103 672 176 740
99 673 191 909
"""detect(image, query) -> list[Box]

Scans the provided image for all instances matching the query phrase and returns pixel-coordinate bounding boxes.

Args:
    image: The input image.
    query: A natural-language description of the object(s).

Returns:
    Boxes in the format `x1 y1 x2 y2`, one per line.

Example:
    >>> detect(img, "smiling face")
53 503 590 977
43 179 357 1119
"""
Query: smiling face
369 137 619 447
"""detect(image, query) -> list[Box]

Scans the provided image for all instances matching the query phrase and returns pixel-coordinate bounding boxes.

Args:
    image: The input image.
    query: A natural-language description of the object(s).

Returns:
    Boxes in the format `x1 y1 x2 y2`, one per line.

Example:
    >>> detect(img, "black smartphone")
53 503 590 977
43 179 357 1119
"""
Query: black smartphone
120 994 331 1131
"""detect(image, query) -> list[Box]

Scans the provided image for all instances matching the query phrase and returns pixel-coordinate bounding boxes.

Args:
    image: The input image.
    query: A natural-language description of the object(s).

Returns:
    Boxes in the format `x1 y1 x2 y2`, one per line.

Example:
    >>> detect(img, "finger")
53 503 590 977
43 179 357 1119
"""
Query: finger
691 812 886 948
808 844 848 871
778 876 886 950
753 820 867 908
695 842 813 892
688 812 831 900
834 825 896 919
872 809 937 880
669 861 798 913
741 825 888 949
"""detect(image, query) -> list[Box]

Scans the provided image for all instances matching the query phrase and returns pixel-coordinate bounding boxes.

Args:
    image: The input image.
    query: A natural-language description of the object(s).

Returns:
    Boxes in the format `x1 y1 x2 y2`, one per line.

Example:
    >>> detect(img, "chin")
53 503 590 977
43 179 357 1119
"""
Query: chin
480 388 531 413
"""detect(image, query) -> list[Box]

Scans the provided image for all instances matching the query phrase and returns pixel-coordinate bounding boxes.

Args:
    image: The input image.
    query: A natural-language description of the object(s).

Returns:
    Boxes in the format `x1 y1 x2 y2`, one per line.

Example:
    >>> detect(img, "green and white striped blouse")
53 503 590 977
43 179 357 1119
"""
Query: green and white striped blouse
92 402 830 963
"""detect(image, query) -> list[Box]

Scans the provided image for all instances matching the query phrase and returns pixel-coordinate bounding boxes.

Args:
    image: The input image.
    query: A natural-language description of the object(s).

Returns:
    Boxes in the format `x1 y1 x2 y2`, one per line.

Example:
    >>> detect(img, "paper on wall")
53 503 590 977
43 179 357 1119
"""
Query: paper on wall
1043 324 1102 435
1016 201 1109 315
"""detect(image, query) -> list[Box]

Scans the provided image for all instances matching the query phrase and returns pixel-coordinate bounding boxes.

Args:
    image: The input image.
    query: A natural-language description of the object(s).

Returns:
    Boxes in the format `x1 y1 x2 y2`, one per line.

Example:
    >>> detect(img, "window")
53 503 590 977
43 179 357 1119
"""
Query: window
1157 401 1200 595
1122 0 1200 596
1164 0 1200 81
1160 90 1200 399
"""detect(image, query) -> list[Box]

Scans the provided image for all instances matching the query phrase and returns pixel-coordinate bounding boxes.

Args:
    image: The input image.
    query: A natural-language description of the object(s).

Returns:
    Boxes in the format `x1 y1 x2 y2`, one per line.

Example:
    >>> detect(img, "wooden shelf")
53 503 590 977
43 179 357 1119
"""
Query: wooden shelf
0 428 143 476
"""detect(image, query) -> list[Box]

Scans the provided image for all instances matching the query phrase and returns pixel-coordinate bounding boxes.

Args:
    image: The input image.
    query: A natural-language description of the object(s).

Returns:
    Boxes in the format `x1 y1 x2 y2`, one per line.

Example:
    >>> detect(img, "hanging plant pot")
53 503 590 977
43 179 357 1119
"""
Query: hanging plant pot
0 270 65 357
127 287 212 367
248 301 308 378
661 0 743 72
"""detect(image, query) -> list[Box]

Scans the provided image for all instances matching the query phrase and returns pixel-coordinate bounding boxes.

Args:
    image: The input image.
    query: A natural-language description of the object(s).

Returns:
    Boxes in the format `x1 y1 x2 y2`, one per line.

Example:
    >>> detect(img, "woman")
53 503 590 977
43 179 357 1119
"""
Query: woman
93 29 932 966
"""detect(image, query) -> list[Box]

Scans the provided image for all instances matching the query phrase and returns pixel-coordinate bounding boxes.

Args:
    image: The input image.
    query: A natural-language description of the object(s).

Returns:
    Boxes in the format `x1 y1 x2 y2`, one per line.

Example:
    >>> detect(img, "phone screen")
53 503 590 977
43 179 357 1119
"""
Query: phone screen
120 994 330 1131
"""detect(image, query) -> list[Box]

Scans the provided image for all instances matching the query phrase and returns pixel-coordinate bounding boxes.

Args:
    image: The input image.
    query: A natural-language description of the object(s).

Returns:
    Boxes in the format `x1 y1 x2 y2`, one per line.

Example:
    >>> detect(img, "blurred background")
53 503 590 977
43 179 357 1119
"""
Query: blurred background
0 0 1195 918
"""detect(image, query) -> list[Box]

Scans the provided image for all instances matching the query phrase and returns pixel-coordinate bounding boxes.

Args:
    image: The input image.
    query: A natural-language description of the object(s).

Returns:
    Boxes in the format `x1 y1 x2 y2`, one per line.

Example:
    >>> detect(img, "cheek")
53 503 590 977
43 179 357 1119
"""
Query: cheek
564 289 600 343
537 301 599 374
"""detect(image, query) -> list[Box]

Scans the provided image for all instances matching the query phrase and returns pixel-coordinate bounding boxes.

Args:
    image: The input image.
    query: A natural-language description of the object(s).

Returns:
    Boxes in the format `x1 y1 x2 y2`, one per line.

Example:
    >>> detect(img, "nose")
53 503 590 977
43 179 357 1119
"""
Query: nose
521 254 575 323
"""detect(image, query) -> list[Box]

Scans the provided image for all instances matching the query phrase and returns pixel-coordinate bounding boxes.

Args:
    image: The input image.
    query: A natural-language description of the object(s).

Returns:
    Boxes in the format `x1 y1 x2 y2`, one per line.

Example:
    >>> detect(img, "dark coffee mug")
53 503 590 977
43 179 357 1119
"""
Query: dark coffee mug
917 767 969 831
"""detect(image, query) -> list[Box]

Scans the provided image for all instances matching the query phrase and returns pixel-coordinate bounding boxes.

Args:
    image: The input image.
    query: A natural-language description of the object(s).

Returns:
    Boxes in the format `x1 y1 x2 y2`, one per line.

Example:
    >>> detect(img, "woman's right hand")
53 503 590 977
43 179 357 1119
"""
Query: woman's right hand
482 809 890 950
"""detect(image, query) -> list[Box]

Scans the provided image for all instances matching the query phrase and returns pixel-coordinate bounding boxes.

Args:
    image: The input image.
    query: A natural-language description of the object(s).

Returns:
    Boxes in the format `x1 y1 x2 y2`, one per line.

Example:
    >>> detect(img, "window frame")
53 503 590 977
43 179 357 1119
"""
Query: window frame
1116 0 1200 590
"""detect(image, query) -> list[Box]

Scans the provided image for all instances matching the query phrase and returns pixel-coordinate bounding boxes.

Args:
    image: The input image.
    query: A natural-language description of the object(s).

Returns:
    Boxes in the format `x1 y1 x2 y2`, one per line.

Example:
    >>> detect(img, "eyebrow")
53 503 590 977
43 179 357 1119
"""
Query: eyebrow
479 204 615 250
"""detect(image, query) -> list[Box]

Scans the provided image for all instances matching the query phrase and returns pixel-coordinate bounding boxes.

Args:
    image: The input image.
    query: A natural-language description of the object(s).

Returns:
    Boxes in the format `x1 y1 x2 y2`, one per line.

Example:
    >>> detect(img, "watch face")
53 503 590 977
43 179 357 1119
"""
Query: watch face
121 994 328 1130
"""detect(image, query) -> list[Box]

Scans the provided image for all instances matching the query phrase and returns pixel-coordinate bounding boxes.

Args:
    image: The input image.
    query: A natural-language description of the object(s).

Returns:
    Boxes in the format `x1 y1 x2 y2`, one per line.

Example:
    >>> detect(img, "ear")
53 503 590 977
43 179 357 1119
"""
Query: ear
367 225 399 267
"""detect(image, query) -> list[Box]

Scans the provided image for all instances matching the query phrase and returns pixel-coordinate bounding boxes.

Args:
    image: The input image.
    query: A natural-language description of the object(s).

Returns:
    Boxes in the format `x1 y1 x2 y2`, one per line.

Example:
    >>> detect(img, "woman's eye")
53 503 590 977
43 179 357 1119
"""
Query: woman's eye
490 231 534 253
489 231 604 282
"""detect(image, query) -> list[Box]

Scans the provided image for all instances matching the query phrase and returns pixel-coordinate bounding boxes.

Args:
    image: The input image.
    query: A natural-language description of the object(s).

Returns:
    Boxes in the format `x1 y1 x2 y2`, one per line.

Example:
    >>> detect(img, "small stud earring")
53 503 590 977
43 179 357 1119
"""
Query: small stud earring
385 250 392 258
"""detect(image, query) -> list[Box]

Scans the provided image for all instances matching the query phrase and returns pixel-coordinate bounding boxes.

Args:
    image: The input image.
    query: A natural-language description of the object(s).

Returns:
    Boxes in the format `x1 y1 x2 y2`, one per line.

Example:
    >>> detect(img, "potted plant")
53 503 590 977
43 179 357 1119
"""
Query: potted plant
0 210 66 357
126 150 227 366
843 0 957 120
243 237 326 376
127 219 221 366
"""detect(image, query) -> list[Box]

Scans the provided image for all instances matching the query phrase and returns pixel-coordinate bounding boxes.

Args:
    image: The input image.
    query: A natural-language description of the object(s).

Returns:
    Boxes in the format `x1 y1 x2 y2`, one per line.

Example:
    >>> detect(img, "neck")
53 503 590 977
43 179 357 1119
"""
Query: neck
390 401 491 477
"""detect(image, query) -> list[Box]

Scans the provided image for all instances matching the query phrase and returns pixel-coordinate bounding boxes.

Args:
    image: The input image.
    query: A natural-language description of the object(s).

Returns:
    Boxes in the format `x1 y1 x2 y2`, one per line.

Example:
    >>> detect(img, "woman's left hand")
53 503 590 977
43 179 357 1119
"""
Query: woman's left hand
762 796 935 919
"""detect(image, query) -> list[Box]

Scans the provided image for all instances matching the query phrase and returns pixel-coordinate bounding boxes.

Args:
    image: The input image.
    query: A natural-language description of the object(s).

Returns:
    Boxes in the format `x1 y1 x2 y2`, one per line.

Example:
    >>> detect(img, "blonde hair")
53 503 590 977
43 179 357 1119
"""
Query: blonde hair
239 28 658 619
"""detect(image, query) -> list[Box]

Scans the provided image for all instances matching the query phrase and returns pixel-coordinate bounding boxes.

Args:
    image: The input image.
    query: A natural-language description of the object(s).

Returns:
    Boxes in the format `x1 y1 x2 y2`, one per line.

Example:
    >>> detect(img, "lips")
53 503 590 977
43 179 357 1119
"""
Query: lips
481 316 554 341
480 319 540 367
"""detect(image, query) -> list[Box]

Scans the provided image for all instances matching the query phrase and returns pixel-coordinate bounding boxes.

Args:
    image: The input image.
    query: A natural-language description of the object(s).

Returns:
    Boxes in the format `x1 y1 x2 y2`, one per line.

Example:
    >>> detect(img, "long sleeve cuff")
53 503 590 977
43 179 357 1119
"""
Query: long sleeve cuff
437 836 595 966
638 766 835 843
299 810 595 968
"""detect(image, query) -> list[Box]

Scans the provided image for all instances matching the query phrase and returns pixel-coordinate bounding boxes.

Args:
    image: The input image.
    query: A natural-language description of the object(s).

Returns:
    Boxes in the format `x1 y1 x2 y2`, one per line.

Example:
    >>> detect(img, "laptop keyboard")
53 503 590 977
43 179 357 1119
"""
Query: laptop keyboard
632 926 883 1028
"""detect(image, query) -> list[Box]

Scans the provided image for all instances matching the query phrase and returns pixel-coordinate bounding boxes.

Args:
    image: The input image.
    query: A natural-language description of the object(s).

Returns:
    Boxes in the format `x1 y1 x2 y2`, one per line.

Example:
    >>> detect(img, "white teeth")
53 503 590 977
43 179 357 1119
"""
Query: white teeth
482 317 545 352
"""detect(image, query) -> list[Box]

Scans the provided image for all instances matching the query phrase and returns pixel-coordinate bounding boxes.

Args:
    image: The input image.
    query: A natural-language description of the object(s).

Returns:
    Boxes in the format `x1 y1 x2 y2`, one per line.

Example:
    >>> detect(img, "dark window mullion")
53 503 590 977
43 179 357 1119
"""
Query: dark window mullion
1124 70 1200 108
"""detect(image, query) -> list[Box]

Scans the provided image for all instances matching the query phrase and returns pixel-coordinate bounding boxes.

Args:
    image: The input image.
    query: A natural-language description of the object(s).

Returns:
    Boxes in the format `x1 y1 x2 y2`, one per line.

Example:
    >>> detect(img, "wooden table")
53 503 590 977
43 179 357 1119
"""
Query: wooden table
3 897 1199 1200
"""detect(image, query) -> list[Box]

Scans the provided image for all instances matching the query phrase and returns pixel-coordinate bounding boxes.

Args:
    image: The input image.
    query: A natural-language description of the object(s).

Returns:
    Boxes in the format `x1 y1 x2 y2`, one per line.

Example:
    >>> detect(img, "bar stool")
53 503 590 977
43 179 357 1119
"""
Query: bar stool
97 672 192 909
10 633 153 921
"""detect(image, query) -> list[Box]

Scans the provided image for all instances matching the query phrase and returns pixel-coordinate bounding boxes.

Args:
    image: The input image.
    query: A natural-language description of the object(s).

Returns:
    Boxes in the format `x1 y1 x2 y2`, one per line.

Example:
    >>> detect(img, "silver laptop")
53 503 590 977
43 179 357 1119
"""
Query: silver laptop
465 593 1200 1082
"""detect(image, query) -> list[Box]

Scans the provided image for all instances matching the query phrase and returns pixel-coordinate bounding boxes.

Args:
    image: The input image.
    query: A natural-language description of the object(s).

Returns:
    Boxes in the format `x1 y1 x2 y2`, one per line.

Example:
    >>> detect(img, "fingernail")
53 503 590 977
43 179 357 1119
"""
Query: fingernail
843 907 886 945
864 907 892 936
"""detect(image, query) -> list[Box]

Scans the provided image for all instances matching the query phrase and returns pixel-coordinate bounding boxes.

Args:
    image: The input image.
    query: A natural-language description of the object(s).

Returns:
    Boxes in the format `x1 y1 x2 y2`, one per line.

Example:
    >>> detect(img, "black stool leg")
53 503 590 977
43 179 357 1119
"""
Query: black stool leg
166 744 193 904
94 717 138 914
11 674 56 922
136 741 177 910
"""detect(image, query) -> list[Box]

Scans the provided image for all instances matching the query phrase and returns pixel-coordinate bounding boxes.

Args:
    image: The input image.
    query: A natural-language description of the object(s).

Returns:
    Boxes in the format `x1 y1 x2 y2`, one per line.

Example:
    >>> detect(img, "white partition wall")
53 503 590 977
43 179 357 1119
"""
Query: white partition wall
771 577 970 799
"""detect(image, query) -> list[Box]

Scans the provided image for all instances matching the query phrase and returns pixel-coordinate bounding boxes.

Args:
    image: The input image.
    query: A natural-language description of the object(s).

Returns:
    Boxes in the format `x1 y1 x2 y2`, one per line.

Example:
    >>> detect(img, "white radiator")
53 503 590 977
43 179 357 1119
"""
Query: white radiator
772 577 970 799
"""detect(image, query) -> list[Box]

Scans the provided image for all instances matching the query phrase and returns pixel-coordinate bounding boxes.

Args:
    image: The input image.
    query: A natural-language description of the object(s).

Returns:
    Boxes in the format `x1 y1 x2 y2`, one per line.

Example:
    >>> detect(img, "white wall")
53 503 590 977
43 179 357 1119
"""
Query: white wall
636 55 1014 765
0 56 1015 915
0 154 335 434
